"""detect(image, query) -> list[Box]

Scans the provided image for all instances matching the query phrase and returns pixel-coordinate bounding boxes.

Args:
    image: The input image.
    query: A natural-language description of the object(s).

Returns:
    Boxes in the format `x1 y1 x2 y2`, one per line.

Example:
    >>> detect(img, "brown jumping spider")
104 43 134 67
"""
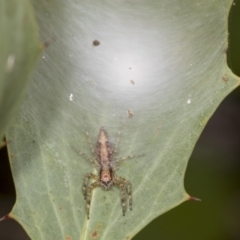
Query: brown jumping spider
77 126 142 219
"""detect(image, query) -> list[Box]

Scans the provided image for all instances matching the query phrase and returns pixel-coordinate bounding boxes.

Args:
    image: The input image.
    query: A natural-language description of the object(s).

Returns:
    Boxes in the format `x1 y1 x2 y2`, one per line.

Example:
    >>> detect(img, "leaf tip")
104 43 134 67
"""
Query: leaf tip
0 214 12 221
187 195 202 202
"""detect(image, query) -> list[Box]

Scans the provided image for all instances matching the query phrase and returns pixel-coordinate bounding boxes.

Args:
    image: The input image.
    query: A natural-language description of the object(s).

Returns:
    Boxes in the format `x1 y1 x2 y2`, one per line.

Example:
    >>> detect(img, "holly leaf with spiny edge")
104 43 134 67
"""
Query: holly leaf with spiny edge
6 0 239 240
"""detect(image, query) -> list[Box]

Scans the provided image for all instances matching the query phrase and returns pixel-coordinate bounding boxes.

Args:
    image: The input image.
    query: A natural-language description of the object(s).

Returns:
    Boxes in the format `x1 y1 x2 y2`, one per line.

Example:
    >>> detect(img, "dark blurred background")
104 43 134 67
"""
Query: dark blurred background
1 2 240 240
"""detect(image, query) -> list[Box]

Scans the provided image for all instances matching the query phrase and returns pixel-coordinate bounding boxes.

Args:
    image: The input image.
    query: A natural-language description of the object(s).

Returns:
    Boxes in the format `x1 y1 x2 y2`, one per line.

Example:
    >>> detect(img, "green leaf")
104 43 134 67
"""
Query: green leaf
6 0 239 239
0 0 41 141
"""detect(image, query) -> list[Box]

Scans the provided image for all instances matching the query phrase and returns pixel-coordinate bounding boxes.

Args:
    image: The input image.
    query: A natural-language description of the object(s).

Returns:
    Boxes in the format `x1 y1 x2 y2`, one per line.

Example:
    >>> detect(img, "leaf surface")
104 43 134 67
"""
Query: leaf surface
7 1 239 240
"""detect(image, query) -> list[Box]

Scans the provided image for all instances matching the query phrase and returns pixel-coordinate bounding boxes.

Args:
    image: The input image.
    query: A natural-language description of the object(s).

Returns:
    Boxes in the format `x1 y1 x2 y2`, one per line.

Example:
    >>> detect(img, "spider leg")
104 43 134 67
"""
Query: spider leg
72 147 99 168
83 173 98 200
116 176 132 211
126 180 132 210
86 181 101 219
114 177 128 216
83 130 97 156
114 154 144 169
113 129 121 155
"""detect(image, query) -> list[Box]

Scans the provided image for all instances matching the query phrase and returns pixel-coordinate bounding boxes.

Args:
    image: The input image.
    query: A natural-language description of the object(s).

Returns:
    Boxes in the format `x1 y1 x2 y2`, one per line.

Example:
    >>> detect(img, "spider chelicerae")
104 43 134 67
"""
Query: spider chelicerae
76 126 142 219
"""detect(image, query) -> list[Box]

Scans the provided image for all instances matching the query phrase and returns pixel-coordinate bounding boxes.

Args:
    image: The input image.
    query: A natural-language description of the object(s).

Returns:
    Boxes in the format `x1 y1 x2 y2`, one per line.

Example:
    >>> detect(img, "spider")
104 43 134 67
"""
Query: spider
77 126 141 219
